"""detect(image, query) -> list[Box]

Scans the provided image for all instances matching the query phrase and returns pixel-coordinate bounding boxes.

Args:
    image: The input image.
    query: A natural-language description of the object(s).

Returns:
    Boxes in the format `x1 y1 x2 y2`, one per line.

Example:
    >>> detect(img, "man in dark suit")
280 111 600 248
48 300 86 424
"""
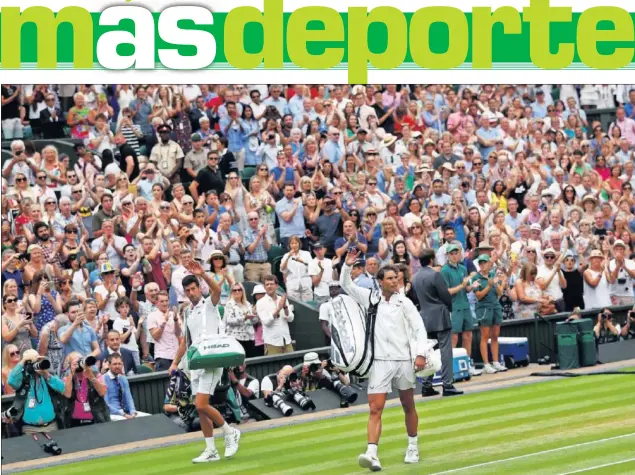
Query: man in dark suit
40 93 66 138
100 330 138 376
412 248 463 397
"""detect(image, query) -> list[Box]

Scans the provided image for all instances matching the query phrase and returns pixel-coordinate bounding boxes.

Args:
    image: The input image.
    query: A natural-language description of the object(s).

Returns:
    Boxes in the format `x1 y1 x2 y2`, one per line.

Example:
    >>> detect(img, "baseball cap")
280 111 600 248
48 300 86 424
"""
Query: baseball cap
475 254 491 263
446 243 460 254
100 262 115 274
353 259 366 268
312 241 326 250
191 133 202 142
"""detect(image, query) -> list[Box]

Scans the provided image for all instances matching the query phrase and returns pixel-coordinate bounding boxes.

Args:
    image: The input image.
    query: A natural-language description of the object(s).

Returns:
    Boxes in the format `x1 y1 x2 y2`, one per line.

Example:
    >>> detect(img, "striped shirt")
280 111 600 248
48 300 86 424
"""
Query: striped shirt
119 124 142 155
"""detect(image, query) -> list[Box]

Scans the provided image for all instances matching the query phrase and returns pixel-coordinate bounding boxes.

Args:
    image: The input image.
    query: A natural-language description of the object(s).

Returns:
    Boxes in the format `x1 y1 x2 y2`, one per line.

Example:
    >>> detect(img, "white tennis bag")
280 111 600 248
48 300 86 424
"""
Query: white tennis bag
415 339 443 378
329 292 381 378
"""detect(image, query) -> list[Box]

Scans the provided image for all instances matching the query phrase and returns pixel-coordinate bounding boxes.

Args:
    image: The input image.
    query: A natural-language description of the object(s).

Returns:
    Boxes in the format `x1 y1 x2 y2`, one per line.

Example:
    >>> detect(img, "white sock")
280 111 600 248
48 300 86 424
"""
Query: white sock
367 443 378 457
408 436 418 447
205 437 215 450
220 422 233 436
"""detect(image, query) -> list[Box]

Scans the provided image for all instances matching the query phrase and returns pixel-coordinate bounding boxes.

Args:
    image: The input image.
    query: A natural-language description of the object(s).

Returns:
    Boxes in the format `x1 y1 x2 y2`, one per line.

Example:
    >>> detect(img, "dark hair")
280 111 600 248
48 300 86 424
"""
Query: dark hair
107 329 120 338
115 296 131 310
182 275 200 289
107 353 123 364
377 264 398 281
442 225 455 233
263 275 278 285
33 221 49 235
65 299 81 313
419 248 436 267
284 182 295 190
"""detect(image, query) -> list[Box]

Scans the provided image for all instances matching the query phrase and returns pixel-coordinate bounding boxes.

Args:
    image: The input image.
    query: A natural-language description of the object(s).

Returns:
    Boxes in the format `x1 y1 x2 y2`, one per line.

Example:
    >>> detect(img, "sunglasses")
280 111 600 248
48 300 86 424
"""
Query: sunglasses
15 178 27 183
232 288 243 293
45 201 55 205
160 206 170 210
526 250 536 254
544 255 555 260
5 298 17 304
473 162 482 166
37 175 47 179
183 201 194 205
350 213 359 217
65 229 78 234
212 256 224 260
249 217 259 221
72 190 82 194
9 351 19 357
229 176 239 180
259 168 268 171
368 183 377 186
333 191 343 195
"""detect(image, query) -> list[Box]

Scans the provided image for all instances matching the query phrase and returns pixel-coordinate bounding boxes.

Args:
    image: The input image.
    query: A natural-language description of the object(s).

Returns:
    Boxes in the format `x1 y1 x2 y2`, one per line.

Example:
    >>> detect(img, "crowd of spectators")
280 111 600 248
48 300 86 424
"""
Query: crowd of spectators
3 83 635 431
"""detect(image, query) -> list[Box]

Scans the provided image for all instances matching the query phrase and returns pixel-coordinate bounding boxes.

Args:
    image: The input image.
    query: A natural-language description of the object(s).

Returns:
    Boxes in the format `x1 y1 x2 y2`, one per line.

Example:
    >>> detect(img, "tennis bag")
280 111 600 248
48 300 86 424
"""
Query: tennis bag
183 303 245 371
187 334 246 370
329 292 381 378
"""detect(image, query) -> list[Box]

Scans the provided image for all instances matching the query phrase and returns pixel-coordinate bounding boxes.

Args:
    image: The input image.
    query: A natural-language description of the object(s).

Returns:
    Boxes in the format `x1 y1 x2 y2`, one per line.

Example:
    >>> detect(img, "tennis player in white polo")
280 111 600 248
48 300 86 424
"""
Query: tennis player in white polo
340 249 428 471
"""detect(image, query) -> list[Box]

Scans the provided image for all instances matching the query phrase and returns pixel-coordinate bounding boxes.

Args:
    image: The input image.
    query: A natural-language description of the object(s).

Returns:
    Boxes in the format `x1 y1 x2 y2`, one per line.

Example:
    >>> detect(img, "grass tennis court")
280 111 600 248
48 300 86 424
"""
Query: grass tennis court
25 370 635 475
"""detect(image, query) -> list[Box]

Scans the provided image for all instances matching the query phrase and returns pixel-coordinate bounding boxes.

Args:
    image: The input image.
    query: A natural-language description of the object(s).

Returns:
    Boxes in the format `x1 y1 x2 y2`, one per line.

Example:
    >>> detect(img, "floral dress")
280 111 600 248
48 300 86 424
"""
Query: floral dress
33 290 59 343
2 317 33 356
514 282 542 319
68 106 91 139
223 300 256 343
172 112 193 155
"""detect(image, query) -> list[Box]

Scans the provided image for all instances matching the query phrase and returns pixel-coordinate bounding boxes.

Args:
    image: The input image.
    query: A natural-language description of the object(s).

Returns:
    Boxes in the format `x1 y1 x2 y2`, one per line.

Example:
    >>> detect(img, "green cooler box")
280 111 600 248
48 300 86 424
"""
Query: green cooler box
556 322 580 370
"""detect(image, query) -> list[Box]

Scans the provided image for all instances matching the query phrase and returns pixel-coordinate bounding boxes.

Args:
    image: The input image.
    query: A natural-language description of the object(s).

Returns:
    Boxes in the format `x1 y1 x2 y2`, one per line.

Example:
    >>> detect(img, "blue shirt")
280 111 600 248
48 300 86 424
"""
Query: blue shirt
476 127 499 160
130 99 153 135
505 213 523 238
263 96 289 116
243 227 268 262
219 116 247 153
354 273 376 290
8 364 65 426
531 101 548 119
322 140 344 164
275 198 306 239
58 323 98 357
288 95 306 119
272 166 295 184
104 372 137 416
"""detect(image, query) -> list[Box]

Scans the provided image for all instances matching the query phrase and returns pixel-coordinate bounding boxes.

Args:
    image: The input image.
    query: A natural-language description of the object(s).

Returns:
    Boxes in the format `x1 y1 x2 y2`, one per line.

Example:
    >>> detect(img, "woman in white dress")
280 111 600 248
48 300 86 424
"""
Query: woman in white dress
245 175 277 245
280 236 313 302
583 250 612 310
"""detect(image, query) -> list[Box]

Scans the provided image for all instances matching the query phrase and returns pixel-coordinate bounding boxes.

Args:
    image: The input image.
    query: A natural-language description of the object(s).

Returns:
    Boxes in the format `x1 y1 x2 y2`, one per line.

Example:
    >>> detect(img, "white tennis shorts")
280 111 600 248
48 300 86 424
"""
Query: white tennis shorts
191 367 223 395
367 360 416 394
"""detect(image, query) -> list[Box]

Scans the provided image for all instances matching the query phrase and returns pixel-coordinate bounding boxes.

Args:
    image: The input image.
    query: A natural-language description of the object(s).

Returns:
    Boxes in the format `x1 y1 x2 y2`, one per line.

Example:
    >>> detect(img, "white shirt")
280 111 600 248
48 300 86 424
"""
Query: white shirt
318 300 334 324
186 295 223 346
537 264 563 301
256 294 295 347
340 264 428 361
94 284 126 318
308 258 335 298
608 259 635 298
91 235 128 269
283 251 313 292
112 317 139 353
171 265 210 303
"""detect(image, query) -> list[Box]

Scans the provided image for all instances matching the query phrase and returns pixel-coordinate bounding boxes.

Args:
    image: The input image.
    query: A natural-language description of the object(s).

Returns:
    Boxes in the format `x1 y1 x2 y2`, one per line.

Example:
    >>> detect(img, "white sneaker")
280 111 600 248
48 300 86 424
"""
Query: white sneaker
224 428 241 458
492 361 508 372
482 363 497 374
469 365 482 376
358 453 382 471
192 448 220 463
404 446 419 464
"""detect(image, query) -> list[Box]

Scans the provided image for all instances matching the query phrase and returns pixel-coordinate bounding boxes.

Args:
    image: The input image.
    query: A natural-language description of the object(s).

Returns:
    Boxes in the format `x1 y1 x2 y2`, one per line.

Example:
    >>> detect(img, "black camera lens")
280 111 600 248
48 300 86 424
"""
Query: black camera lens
287 372 298 382
309 363 320 373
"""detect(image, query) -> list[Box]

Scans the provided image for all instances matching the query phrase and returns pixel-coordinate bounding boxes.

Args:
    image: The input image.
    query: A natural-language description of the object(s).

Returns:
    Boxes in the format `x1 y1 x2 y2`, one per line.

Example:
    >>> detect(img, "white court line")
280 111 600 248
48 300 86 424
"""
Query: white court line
428 432 635 475
557 457 635 475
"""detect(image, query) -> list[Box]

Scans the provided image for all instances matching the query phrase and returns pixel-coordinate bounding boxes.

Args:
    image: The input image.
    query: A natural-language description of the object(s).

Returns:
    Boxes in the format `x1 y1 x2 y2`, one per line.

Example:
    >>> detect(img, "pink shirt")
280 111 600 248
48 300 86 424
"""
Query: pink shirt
612 118 635 145
71 374 104 420
147 310 180 360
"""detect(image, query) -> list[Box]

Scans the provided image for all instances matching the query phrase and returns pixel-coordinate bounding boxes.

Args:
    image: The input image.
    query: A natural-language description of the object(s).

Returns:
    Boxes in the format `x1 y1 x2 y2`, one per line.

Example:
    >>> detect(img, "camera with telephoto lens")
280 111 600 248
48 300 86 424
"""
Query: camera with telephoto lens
76 356 97 373
628 311 635 321
329 373 358 407
308 363 321 374
601 313 609 320
285 387 316 411
264 392 293 417
24 359 51 374
42 440 62 456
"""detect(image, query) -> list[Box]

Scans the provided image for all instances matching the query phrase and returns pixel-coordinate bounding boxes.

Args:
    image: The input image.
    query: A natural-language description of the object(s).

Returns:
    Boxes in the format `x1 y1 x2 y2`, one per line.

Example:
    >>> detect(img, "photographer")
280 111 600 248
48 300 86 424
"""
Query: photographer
7 349 67 434
594 309 620 344
228 364 260 424
294 352 357 408
164 369 200 432
62 352 110 427
620 310 635 340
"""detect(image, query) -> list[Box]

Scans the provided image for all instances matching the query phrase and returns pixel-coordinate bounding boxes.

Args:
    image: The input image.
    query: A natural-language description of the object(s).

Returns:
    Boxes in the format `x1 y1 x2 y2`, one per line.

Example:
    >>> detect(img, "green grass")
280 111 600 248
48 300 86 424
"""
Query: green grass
24 370 635 475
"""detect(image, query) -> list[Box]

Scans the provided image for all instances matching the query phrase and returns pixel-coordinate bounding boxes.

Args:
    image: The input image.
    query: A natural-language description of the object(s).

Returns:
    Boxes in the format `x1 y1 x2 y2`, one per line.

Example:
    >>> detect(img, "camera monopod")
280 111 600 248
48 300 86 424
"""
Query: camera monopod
32 432 62 456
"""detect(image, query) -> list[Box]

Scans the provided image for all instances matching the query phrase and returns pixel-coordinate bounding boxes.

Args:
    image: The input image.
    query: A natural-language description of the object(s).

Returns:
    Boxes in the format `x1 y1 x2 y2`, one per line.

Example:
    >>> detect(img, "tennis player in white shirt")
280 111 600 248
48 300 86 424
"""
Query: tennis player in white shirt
169 261 240 464
340 249 428 471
